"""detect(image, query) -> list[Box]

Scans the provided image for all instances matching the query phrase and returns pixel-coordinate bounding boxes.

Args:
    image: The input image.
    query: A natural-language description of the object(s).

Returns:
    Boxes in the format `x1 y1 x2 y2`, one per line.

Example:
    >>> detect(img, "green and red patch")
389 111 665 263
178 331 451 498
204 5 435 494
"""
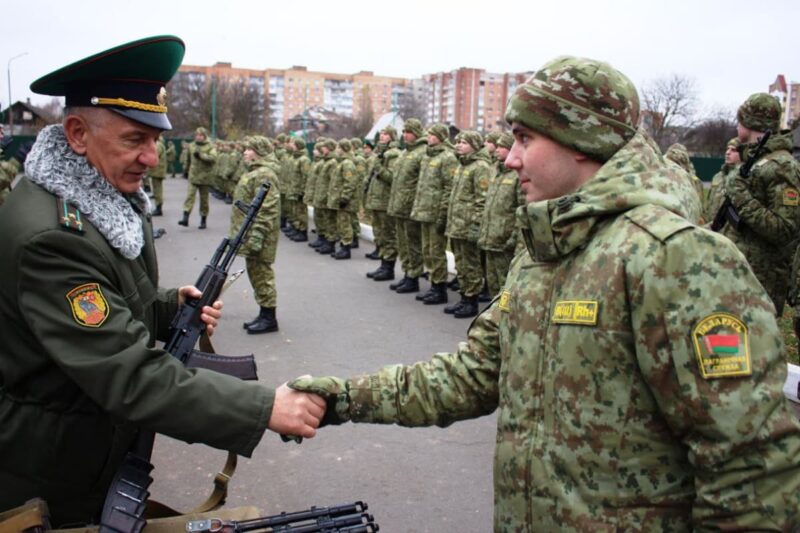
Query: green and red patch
692 313 751 379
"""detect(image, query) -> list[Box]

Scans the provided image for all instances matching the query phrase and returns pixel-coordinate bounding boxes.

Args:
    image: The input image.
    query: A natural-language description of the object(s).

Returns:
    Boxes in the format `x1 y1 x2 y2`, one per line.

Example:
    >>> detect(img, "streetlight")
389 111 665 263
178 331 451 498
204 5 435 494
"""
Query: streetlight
7 52 28 132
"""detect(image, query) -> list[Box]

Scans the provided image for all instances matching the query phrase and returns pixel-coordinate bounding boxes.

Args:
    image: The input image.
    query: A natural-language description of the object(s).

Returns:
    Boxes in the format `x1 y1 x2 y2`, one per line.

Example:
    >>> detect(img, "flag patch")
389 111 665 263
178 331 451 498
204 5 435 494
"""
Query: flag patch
692 313 751 378
66 283 109 327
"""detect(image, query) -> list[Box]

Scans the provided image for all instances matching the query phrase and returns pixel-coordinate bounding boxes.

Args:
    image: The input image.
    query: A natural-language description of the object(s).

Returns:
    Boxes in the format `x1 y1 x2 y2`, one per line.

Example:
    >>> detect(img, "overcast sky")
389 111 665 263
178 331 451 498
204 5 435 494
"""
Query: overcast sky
5 0 796 117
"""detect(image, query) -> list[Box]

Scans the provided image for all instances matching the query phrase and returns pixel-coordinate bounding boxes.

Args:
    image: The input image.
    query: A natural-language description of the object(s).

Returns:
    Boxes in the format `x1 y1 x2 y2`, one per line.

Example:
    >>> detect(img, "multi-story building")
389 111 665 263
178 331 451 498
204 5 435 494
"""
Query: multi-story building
769 74 800 129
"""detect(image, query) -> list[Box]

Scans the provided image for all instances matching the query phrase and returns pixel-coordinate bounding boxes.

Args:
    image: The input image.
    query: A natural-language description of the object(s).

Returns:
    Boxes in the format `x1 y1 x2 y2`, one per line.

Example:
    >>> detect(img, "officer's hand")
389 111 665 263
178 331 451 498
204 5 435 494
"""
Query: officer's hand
268 383 327 438
289 375 351 426
178 285 224 336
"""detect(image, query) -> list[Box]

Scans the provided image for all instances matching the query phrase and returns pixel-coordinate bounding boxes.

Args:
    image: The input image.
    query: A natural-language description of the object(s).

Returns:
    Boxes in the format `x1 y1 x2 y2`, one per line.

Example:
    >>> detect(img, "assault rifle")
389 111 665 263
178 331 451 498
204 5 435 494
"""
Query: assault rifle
711 129 772 232
186 501 379 533
99 183 271 533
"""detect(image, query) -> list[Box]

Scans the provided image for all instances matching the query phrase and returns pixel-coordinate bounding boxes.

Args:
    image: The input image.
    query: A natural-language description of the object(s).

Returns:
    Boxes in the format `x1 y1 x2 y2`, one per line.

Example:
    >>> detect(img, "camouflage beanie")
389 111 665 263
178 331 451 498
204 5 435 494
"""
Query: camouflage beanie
664 143 695 175
485 131 501 145
505 56 640 162
427 123 449 142
726 137 740 149
195 126 208 138
276 133 287 143
737 93 781 132
293 137 306 150
350 138 363 149
381 125 398 142
458 130 484 152
496 132 514 149
246 135 273 157
403 118 424 139
338 139 352 152
319 137 337 152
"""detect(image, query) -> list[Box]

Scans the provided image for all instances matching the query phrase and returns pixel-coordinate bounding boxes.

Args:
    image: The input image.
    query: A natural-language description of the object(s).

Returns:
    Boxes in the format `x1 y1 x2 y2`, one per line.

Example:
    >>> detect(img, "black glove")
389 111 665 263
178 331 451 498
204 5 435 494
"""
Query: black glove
13 142 33 164
193 150 201 159
298 194 304 203
338 198 349 209
0 136 12 151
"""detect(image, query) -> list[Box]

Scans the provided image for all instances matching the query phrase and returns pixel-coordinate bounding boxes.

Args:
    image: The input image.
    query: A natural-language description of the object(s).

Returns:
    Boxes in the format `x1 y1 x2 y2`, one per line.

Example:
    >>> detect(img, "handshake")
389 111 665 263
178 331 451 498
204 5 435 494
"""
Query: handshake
268 376 350 439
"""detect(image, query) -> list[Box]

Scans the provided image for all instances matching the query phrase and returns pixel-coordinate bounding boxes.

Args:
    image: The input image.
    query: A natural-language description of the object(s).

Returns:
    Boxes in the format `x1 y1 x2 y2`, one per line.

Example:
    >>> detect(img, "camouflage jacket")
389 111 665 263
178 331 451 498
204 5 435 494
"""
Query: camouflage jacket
0 157 20 206
410 142 458 225
445 148 494 242
364 143 401 212
327 154 358 213
150 139 168 179
187 139 218 186
387 138 427 218
230 158 280 262
704 163 738 223
312 153 337 208
304 159 321 207
287 151 311 199
477 167 524 252
721 131 800 315
342 131 800 531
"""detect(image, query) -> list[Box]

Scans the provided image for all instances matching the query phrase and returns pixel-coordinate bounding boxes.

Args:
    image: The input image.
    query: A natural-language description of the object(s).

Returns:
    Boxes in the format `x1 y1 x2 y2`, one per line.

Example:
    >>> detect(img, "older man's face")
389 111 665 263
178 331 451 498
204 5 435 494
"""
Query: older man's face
82 111 160 194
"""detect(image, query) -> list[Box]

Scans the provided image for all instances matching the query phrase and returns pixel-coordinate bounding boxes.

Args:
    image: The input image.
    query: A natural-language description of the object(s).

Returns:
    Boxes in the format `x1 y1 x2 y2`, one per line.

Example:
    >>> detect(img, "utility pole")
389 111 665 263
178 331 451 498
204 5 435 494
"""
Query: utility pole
7 52 28 132
210 76 217 139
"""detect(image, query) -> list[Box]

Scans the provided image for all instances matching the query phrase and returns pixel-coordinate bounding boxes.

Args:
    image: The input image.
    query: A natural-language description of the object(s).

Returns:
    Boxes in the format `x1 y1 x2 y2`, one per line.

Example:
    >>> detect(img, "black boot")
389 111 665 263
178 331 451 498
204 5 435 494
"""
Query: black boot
454 295 479 318
350 237 359 249
389 275 409 291
396 276 419 294
178 211 189 226
153 205 163 217
372 260 396 281
333 244 351 260
153 228 166 239
242 308 262 329
309 236 325 248
284 227 299 239
292 230 308 242
198 216 207 230
478 280 491 302
317 239 335 255
447 276 460 291
246 306 279 334
365 247 380 260
444 293 466 314
224 194 233 205
423 283 449 305
416 283 436 301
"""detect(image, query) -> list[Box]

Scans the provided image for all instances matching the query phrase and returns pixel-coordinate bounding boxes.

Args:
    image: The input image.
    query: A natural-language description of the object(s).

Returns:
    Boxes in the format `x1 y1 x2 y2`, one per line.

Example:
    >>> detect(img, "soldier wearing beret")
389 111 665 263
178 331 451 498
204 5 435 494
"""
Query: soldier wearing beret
291 56 800 530
0 36 324 526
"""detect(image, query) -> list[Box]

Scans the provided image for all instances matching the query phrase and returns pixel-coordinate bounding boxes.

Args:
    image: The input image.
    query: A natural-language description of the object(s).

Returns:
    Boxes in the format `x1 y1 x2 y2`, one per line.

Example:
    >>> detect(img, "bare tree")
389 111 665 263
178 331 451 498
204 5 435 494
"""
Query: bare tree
682 106 737 157
640 74 699 150
39 97 64 123
352 86 375 139
398 93 427 124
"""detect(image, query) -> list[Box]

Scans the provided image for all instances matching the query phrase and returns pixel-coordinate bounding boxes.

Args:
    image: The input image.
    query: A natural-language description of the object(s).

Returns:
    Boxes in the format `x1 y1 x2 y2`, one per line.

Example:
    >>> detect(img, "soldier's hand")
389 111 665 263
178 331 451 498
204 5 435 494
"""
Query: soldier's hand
178 285 224 336
289 375 351 426
338 198 349 209
268 383 327 438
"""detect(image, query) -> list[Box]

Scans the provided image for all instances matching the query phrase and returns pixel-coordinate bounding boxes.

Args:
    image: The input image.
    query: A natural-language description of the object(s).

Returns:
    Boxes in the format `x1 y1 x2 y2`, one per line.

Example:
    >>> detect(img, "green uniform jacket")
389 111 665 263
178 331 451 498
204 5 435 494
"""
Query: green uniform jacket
304 159 321 207
327 155 358 213
445 149 494 242
364 144 400 212
342 131 800 530
387 138 427 218
721 131 800 314
188 139 218 186
288 152 311 200
231 158 280 263
150 138 168 179
477 167 524 252
410 143 458 226
704 163 738 223
312 153 337 208
0 177 272 525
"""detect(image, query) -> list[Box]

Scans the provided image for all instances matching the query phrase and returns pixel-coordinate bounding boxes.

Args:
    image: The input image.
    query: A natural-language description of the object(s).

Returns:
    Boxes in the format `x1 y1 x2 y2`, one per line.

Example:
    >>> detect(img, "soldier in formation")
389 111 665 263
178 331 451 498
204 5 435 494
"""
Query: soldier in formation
179 126 217 229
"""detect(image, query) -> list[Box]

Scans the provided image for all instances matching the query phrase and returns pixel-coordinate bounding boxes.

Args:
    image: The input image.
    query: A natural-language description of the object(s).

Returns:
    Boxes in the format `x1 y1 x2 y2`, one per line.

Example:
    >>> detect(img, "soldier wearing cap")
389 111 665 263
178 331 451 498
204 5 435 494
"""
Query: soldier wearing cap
309 137 338 254
290 56 800 530
326 139 358 259
484 130 501 162
365 127 402 280
179 126 218 229
286 137 311 242
719 92 800 316
0 36 325 526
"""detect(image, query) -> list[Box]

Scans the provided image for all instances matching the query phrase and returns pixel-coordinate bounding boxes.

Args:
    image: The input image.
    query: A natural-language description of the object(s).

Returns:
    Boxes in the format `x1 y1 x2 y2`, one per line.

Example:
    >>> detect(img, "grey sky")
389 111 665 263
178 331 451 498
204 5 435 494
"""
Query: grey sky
5 0 796 118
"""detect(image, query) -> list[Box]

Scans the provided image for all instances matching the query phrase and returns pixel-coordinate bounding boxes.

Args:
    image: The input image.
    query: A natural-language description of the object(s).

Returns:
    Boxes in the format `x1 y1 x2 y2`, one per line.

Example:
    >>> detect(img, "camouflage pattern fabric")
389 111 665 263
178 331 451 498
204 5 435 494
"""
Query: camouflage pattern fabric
410 139 459 225
704 162 739 223
738 92 782 132
387 136 428 219
0 157 20 206
445 147 494 242
291 129 800 531
403 118 425 139
665 143 705 219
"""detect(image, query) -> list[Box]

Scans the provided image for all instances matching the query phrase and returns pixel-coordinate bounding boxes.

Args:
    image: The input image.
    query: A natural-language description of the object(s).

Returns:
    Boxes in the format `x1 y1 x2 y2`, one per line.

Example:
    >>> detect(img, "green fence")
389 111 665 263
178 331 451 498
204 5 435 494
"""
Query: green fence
692 156 724 182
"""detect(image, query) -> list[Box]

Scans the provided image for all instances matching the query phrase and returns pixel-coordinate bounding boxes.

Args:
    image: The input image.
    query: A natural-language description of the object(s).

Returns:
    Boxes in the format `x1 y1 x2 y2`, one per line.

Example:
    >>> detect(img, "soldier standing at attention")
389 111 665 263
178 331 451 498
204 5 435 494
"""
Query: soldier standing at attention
149 134 168 216
365 127 401 281
287 137 311 242
310 138 338 255
478 132 524 297
0 36 324 526
410 123 458 305
179 126 217 229
704 137 741 222
444 130 494 318
290 56 800 530
719 93 800 316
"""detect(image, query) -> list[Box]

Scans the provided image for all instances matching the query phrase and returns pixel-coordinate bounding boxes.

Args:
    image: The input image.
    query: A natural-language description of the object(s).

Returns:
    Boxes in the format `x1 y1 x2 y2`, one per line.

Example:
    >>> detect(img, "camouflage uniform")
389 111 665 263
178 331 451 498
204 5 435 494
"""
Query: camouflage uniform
704 138 740 222
350 139 366 240
446 131 494 299
289 138 311 232
291 56 800 531
388 119 428 280
312 139 338 245
165 139 176 177
410 124 458 286
478 133 524 296
181 127 217 218
665 143 705 221
721 93 800 316
179 141 190 178
365 130 401 264
327 140 359 248
149 136 169 211
0 154 21 207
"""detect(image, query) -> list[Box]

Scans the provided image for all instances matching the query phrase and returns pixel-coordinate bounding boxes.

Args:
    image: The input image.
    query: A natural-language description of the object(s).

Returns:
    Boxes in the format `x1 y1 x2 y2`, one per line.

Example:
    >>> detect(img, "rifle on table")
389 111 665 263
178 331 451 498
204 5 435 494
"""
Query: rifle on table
186 501 379 533
711 130 772 232
99 183 271 533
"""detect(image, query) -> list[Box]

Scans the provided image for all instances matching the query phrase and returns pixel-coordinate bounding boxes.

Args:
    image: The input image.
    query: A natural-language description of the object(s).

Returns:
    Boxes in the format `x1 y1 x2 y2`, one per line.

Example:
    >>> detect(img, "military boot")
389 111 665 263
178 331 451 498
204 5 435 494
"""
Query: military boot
423 283 448 305
152 205 163 217
389 275 409 291
284 227 299 239
444 293 466 315
178 211 189 226
350 237 359 249
309 236 325 248
447 276 460 291
365 247 380 260
453 295 479 318
292 230 308 242
246 306 279 334
198 216 207 230
395 276 419 294
224 194 233 205
333 244 351 260
242 308 263 329
416 283 436 301
371 260 396 281
478 281 492 303
316 239 335 255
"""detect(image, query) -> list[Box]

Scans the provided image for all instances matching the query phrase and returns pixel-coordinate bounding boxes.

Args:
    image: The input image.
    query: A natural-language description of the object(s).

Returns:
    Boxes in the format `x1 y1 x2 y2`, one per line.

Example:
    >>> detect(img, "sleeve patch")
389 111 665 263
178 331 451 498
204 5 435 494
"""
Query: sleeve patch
691 313 751 379
783 188 799 206
66 283 110 327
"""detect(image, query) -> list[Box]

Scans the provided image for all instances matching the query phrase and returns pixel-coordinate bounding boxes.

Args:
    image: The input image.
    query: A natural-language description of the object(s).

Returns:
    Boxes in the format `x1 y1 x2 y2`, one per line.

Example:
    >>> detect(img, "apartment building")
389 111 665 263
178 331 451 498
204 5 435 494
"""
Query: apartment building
769 74 800 129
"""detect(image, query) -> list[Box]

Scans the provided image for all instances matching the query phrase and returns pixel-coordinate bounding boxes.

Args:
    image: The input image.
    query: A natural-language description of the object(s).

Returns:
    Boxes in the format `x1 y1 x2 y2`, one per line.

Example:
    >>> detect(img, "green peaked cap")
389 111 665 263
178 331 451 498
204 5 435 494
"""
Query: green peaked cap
30 35 185 130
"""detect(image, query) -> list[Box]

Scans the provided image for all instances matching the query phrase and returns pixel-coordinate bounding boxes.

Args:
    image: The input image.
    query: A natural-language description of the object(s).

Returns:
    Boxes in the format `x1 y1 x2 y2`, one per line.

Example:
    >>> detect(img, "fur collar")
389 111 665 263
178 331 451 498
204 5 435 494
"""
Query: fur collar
25 125 150 260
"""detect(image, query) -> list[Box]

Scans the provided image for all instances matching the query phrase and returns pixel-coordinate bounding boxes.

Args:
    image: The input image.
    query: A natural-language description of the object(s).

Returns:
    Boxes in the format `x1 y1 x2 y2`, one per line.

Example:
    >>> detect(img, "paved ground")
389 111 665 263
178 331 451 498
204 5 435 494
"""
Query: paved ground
147 177 496 532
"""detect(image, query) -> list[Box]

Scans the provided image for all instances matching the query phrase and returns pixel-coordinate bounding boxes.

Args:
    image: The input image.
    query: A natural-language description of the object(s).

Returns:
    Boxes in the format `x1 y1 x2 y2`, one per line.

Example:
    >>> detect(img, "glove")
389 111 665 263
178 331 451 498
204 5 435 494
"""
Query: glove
289 376 351 426
193 150 201 159
338 198 349 209
13 142 33 164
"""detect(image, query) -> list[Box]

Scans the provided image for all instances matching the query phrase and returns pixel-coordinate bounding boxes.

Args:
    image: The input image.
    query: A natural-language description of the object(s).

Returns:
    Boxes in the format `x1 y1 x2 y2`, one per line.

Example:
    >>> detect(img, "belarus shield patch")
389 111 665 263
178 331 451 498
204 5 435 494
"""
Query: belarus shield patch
66 283 109 327
691 313 751 379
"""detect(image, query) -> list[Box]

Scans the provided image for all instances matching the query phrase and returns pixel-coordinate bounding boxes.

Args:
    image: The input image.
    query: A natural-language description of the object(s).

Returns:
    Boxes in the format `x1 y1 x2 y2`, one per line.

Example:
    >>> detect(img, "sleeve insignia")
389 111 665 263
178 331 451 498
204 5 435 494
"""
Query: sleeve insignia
691 313 751 379
498 290 512 312
552 300 599 325
783 188 799 206
66 283 109 327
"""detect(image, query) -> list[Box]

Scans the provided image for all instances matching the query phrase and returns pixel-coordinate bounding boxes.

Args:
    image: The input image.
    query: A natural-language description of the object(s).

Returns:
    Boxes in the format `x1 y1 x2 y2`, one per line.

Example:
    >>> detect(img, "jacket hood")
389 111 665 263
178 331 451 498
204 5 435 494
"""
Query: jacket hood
518 129 701 262
741 129 793 161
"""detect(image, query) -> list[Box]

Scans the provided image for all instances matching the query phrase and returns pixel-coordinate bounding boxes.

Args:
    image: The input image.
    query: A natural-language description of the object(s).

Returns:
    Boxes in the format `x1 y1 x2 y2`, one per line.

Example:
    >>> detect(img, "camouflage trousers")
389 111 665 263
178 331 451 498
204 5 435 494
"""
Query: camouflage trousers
421 222 448 284
150 176 164 207
396 217 423 278
337 210 355 246
351 212 361 242
315 207 336 240
245 255 276 307
371 210 397 261
182 183 210 216
451 238 483 297
284 198 296 223
293 200 309 231
280 193 288 218
484 248 515 297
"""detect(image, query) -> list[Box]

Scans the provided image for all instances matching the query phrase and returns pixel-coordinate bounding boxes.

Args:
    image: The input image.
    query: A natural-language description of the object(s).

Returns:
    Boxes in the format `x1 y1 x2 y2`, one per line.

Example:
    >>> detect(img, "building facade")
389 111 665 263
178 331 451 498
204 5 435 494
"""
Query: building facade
769 74 800 129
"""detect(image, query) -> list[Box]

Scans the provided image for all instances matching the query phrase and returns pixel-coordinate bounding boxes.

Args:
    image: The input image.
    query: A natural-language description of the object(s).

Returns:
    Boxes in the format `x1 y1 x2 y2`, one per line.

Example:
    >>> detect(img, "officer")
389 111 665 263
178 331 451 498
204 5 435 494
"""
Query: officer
290 56 800 530
720 92 800 316
0 36 324 526
704 137 741 222
179 126 217 229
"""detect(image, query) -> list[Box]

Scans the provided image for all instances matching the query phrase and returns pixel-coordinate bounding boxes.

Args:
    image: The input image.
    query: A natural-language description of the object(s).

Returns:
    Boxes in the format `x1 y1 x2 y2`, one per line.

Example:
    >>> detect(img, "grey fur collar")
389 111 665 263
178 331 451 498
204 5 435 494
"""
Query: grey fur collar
25 125 150 260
